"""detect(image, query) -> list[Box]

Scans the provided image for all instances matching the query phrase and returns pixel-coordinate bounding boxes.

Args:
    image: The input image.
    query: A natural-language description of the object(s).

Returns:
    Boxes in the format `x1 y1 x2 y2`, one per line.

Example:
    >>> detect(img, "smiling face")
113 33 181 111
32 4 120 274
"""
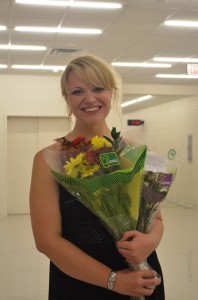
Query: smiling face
66 71 112 127
60 54 120 137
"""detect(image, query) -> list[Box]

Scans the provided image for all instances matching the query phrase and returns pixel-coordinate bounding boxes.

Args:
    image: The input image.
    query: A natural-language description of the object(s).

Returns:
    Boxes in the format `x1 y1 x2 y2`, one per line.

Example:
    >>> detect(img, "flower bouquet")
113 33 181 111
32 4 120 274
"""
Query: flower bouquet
44 128 147 241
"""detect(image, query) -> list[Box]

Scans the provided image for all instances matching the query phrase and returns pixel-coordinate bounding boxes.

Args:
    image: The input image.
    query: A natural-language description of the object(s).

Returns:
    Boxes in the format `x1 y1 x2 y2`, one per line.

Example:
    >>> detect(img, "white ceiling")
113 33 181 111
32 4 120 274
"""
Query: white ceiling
1 0 198 106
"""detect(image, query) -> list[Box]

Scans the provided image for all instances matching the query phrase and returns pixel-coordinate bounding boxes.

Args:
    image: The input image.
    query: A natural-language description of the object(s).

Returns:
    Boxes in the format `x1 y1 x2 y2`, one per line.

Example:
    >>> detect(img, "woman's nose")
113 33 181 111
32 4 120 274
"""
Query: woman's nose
84 90 96 102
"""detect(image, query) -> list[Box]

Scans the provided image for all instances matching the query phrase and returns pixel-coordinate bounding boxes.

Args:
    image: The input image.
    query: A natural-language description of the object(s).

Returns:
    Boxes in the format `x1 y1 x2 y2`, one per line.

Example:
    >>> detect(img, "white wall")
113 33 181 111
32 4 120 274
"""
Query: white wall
0 74 122 216
121 96 198 207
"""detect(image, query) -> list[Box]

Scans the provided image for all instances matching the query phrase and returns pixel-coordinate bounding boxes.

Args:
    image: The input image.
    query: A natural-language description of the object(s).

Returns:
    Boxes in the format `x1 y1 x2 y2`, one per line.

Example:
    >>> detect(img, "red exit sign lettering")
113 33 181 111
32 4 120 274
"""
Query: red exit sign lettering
127 120 144 126
187 64 198 75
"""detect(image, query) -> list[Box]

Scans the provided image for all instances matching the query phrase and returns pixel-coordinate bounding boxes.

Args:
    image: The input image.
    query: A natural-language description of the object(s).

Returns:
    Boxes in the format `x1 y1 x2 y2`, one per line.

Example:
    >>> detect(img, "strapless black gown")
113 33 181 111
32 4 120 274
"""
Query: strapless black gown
48 184 165 300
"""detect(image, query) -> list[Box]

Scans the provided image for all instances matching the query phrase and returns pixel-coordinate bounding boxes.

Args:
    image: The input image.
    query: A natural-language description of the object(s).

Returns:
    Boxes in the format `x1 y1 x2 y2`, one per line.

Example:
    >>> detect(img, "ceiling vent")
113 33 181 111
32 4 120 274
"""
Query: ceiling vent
50 48 82 55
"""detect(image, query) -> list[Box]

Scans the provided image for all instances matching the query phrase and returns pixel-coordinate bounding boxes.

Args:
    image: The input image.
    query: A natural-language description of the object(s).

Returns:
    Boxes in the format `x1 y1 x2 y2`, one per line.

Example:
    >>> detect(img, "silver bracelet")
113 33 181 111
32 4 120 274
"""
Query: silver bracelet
107 270 117 290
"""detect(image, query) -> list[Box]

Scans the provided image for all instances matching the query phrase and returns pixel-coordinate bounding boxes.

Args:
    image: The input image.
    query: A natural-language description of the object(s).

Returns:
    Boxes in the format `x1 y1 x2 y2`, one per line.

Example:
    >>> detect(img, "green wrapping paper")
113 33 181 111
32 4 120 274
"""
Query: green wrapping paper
50 144 147 240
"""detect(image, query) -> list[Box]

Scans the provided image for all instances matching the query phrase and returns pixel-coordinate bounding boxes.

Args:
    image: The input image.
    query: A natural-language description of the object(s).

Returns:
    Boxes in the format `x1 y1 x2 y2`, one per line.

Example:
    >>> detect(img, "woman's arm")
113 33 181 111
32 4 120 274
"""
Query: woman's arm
29 150 161 296
116 211 164 264
30 150 111 287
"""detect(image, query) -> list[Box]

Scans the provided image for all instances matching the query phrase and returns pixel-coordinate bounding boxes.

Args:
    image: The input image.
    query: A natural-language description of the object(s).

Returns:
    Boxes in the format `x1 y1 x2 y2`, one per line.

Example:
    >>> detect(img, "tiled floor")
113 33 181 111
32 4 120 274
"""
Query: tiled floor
0 204 197 300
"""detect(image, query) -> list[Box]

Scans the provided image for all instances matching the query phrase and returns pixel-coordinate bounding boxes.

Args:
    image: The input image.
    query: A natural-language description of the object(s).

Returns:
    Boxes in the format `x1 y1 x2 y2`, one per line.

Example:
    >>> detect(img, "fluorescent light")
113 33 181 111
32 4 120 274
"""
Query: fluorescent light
12 65 65 71
112 62 171 68
0 44 46 50
0 64 8 68
15 0 122 9
0 26 7 31
164 20 198 27
156 74 198 79
15 26 102 34
153 57 198 63
121 95 152 107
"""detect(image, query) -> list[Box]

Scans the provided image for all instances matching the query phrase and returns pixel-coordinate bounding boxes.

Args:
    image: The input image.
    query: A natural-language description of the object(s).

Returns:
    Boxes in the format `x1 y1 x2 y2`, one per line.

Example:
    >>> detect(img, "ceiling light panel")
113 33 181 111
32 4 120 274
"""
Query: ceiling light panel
156 74 198 79
0 45 46 50
12 65 65 71
153 57 198 63
112 62 171 68
0 26 7 31
164 20 198 27
15 26 102 34
0 64 8 68
15 1 122 9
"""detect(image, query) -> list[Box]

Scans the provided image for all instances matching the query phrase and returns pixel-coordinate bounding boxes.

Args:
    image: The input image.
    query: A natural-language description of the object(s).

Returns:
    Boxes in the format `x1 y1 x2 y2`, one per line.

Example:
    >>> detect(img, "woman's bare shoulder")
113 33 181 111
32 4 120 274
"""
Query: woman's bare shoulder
34 142 60 159
31 143 61 187
32 143 60 175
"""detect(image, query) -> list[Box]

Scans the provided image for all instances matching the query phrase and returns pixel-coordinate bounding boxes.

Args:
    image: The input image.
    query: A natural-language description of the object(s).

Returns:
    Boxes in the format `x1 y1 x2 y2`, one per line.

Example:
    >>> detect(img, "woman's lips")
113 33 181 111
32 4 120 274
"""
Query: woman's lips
82 106 101 112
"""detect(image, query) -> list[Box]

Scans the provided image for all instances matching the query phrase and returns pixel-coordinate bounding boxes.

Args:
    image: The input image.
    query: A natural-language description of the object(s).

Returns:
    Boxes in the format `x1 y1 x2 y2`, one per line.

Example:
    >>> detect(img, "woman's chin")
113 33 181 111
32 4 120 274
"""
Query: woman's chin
78 110 109 125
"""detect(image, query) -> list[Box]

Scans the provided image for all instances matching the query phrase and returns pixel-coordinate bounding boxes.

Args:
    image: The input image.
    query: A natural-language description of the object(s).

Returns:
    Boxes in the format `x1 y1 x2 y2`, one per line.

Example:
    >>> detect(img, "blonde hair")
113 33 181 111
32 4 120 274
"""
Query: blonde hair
60 54 121 103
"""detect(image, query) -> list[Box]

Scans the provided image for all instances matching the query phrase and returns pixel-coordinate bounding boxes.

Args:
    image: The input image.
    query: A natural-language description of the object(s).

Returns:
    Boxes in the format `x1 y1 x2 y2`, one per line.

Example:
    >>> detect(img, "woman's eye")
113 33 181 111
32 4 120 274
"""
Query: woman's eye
93 87 104 93
72 89 83 95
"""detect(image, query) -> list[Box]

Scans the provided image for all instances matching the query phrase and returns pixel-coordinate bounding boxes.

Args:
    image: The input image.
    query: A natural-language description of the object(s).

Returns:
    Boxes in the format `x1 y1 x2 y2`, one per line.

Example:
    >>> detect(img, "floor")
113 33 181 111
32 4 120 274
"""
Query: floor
0 204 197 300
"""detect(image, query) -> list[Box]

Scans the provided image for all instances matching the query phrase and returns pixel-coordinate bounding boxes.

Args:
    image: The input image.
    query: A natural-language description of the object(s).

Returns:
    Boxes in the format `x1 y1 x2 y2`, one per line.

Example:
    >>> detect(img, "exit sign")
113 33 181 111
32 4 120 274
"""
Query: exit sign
187 64 198 75
127 119 144 126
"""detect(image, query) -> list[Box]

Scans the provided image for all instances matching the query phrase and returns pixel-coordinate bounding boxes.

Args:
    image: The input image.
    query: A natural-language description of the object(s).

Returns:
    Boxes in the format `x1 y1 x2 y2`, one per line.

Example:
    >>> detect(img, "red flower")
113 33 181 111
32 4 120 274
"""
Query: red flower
84 148 99 165
72 136 86 146
72 137 91 148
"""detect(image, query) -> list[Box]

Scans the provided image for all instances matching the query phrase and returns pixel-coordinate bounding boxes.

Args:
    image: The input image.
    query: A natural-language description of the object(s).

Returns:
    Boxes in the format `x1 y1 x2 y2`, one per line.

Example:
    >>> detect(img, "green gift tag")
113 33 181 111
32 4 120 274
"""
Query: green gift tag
99 152 120 168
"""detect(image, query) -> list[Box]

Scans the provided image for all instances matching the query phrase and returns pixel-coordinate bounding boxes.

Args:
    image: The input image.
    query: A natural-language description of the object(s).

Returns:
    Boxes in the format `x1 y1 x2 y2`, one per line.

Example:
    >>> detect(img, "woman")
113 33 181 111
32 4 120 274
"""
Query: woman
29 54 164 299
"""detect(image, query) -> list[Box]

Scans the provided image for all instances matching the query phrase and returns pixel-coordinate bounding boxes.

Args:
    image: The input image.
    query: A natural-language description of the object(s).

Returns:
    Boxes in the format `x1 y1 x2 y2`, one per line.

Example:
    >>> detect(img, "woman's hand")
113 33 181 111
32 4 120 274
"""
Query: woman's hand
116 230 156 264
116 212 164 264
114 268 161 297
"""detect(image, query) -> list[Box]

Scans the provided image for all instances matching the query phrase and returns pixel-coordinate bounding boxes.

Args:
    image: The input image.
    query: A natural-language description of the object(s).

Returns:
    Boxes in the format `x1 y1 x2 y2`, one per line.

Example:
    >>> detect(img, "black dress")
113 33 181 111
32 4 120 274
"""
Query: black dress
48 184 165 300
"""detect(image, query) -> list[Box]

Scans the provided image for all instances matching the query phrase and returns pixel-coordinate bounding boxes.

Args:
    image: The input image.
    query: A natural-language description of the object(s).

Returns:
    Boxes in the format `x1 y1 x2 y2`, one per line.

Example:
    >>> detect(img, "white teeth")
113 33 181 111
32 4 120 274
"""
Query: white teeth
83 106 100 112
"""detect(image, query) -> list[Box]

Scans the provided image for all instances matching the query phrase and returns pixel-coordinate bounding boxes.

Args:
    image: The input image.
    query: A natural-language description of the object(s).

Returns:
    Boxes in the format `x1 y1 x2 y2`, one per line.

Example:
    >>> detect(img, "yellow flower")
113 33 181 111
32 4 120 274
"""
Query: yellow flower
63 153 84 178
91 136 111 149
63 152 100 179
81 163 100 178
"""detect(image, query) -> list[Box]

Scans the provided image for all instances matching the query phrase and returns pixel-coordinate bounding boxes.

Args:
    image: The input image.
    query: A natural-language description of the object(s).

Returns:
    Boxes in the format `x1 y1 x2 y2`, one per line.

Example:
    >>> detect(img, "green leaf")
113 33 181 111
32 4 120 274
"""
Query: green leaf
103 135 113 144
111 127 121 141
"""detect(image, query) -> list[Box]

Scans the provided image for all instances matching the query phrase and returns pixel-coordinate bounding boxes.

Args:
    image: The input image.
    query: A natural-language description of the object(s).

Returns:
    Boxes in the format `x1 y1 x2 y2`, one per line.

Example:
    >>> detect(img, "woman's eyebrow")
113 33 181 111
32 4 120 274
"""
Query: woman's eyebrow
71 86 83 90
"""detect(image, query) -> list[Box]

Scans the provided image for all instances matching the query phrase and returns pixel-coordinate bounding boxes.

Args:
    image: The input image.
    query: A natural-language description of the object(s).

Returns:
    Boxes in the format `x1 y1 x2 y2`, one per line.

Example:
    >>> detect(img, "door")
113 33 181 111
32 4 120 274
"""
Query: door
7 116 71 214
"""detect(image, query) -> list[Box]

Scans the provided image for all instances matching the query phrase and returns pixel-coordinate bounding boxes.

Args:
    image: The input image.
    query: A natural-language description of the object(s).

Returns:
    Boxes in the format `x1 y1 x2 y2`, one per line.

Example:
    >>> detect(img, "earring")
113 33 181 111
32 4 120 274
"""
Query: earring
68 110 72 117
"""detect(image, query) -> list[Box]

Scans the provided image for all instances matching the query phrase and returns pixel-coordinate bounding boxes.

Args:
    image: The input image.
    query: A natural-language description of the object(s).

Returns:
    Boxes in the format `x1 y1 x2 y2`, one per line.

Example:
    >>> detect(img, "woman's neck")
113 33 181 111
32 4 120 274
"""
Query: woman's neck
66 122 111 140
